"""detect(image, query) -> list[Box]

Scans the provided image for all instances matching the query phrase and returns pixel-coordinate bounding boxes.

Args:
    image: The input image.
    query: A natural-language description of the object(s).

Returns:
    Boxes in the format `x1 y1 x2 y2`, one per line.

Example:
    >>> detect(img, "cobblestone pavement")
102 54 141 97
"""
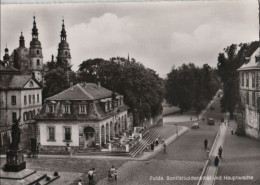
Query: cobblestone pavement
25 158 128 185
215 120 260 185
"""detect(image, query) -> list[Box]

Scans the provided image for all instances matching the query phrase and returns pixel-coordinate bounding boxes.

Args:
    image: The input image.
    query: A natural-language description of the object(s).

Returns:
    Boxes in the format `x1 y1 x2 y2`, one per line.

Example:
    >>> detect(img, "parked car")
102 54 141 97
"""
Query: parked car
191 122 199 129
207 118 215 125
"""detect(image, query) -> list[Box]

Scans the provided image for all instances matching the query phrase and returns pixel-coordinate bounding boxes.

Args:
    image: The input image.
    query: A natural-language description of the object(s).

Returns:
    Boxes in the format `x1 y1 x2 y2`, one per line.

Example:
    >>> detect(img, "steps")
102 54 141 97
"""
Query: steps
130 132 159 158
77 151 130 156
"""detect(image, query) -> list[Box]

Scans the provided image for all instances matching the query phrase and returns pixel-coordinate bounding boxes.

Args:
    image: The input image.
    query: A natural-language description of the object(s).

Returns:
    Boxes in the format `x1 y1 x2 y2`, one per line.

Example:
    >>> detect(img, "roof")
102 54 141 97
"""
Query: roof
47 83 114 101
238 48 260 71
0 74 40 89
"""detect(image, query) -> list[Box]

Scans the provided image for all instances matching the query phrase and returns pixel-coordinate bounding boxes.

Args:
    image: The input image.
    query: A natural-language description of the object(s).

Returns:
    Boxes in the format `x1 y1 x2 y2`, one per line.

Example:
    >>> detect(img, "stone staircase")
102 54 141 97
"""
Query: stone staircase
130 132 159 158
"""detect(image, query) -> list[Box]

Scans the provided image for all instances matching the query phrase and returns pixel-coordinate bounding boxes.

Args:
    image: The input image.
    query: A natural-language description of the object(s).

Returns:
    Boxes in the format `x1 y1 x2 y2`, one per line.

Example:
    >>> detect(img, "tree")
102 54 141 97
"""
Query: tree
217 41 259 118
165 63 220 114
77 57 165 126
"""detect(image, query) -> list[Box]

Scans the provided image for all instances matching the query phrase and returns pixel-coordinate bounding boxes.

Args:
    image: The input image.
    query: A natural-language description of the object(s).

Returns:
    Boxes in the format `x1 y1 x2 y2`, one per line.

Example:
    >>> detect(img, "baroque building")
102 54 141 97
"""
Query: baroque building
36 83 129 152
237 0 260 140
0 49 43 150
10 16 44 84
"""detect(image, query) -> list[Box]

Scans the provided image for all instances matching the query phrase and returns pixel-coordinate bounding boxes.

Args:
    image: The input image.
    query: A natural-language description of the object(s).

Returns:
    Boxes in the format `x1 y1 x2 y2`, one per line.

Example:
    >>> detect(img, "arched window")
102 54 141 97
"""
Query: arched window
65 51 68 56
37 59 40 66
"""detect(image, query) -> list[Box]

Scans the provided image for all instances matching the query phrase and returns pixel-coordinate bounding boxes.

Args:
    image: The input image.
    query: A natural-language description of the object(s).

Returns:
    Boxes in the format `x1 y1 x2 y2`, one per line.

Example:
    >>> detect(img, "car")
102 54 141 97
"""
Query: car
207 118 215 125
191 122 199 129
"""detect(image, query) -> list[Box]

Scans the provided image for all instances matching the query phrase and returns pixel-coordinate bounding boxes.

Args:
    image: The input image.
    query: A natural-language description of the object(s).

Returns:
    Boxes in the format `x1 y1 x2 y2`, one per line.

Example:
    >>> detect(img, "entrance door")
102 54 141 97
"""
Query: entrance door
83 127 95 149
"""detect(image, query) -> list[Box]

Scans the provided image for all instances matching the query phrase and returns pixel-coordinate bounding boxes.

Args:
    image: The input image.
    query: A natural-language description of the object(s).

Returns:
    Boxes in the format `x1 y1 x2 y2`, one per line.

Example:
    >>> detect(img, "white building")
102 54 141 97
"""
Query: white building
36 83 130 152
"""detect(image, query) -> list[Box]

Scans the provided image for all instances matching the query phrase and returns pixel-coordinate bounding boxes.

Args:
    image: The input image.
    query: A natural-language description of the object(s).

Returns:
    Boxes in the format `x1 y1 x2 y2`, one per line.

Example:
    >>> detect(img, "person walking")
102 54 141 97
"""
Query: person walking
206 148 210 160
204 139 208 150
218 146 223 159
214 156 219 167
88 168 94 185
163 144 167 153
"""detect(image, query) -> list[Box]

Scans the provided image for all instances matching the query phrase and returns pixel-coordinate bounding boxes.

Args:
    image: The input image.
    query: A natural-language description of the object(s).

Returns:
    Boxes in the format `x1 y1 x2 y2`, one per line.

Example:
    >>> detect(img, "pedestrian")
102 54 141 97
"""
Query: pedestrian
161 138 165 144
203 117 205 122
218 146 223 159
78 179 82 185
155 138 159 146
151 142 154 151
107 170 112 181
190 116 192 121
66 143 71 157
204 139 208 150
163 144 167 153
111 166 116 180
206 148 210 159
231 128 234 135
114 170 117 181
88 168 94 185
214 156 219 167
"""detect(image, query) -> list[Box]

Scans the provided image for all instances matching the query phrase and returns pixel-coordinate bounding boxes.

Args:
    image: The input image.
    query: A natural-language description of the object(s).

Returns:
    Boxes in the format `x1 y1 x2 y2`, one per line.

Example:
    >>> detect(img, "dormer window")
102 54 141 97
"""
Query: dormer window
64 105 70 114
79 105 87 114
109 101 113 110
49 105 54 113
105 103 109 112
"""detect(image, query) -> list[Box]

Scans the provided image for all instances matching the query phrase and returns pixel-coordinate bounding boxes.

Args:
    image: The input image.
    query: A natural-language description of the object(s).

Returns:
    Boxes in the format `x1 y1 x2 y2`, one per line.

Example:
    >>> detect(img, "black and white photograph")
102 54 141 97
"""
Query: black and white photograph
0 0 259 184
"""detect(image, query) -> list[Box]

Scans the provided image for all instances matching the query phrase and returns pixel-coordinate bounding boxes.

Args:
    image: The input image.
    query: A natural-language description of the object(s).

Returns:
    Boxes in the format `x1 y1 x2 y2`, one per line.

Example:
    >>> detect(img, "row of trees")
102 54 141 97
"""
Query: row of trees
217 41 259 118
43 57 165 126
165 63 220 114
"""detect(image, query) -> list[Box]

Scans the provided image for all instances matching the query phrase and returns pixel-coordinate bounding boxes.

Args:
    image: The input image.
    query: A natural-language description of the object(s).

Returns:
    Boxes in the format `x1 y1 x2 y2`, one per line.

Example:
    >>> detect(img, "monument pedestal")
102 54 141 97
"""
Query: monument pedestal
4 149 26 172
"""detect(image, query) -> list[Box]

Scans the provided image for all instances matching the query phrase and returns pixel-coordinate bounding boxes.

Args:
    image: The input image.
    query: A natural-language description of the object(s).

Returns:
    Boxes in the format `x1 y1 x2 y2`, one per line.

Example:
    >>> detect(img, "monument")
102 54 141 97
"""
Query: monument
4 117 26 172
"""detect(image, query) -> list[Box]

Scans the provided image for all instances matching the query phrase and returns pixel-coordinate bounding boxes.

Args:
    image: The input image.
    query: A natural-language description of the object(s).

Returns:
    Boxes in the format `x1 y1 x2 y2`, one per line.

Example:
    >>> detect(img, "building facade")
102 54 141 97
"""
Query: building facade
0 58 43 150
36 83 129 152
237 0 260 141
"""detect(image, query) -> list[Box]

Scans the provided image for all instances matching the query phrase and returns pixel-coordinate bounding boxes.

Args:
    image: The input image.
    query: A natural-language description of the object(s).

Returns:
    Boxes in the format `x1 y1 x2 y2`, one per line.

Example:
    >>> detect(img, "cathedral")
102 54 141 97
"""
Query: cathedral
3 16 72 85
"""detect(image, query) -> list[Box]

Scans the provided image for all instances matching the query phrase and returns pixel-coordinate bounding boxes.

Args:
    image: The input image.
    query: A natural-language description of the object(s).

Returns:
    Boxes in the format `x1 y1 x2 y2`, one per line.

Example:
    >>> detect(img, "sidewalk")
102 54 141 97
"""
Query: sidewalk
201 124 228 185
215 120 260 185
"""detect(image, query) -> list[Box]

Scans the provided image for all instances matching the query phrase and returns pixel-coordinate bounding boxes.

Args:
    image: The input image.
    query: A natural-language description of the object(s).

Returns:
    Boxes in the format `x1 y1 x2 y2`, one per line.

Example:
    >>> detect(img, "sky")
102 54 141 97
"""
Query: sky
1 0 259 77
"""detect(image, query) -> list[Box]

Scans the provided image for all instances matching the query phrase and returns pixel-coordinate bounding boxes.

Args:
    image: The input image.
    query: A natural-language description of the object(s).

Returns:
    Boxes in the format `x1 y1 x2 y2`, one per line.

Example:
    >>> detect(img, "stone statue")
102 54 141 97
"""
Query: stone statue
11 117 22 150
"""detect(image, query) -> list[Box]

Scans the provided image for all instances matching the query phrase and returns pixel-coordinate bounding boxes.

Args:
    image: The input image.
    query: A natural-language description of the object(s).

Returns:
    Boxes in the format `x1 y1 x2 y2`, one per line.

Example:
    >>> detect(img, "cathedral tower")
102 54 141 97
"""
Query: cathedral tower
29 16 43 83
3 45 10 63
56 19 71 68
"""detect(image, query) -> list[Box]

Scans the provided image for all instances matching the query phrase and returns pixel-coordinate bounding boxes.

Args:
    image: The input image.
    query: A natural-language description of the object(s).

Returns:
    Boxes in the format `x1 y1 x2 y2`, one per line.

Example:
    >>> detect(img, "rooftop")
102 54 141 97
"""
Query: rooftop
46 83 114 101
238 48 260 71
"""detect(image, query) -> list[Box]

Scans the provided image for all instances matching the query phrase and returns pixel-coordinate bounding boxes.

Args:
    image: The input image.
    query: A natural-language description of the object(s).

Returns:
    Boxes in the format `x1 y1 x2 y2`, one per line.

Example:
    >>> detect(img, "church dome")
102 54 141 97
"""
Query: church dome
58 40 70 49
12 47 29 61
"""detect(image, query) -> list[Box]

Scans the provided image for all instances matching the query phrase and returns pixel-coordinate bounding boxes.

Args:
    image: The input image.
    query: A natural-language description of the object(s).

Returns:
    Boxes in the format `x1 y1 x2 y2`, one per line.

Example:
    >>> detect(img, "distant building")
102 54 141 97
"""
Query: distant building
237 0 260 140
9 16 44 84
0 55 43 150
36 83 129 152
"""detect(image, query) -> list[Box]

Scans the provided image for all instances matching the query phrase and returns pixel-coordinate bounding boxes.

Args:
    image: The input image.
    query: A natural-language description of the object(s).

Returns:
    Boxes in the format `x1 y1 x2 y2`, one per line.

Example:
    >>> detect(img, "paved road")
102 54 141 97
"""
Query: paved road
97 95 223 185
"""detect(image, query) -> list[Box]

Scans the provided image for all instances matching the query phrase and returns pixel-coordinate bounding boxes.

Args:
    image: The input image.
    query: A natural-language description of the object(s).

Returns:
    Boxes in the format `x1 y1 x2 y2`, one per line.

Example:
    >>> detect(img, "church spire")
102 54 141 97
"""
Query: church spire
3 44 10 62
60 18 67 41
19 32 25 47
32 16 39 39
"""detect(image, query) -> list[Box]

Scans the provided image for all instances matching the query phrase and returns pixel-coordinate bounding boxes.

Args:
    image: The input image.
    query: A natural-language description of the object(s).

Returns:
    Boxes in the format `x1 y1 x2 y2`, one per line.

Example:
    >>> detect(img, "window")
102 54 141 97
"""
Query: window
252 73 255 88
37 94 39 103
241 73 244 86
109 101 113 110
105 103 108 112
65 51 67 56
37 59 40 66
49 105 54 113
80 105 86 114
12 112 17 122
29 81 34 87
246 73 249 87
252 92 255 107
64 127 71 141
37 50 39 54
246 91 249 104
24 96 27 105
29 95 31 104
64 105 70 113
33 95 35 104
11 96 16 105
30 60 32 67
48 127 55 141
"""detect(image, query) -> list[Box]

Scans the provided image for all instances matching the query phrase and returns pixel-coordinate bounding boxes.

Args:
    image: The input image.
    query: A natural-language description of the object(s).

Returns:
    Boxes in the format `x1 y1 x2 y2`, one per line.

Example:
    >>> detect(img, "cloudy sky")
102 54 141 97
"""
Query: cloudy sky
1 0 258 77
